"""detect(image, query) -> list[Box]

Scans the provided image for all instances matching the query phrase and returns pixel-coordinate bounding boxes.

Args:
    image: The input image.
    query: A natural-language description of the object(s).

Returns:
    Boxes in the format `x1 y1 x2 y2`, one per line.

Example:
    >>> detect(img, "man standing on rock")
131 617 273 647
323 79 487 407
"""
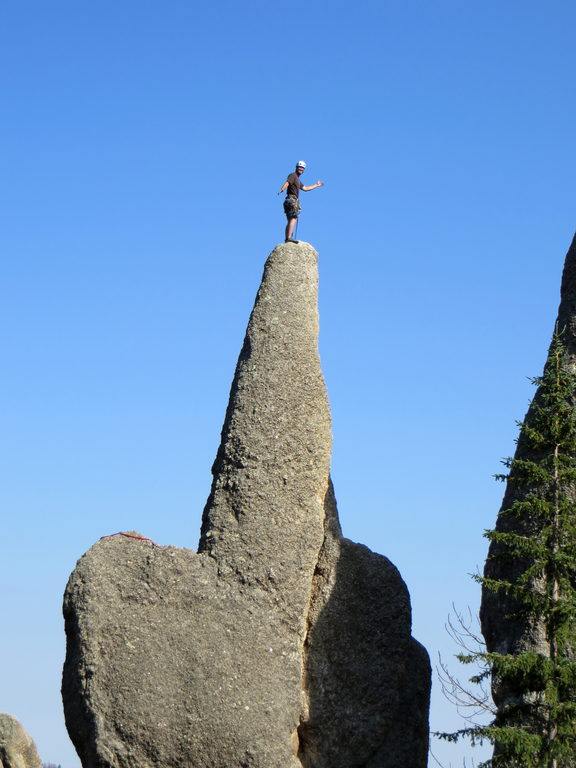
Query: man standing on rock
278 161 324 243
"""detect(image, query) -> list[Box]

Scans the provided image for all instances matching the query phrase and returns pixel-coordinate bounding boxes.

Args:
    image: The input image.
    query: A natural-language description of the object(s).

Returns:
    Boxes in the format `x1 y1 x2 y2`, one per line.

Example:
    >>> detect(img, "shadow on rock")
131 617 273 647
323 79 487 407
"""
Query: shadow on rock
297 481 431 768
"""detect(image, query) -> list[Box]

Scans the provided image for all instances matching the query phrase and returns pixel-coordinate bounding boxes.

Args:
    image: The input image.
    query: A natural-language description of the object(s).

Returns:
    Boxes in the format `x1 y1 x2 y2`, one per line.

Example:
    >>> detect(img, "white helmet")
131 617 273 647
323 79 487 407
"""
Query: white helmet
296 160 307 168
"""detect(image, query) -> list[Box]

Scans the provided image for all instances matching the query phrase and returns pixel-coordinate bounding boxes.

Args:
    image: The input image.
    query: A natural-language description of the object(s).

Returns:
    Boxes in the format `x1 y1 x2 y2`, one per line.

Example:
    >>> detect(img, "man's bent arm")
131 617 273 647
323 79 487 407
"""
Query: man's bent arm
302 180 325 191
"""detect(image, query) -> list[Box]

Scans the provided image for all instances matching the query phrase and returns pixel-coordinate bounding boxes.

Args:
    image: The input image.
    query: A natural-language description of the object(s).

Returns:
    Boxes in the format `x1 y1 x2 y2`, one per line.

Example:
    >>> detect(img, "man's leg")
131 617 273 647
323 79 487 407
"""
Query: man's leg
285 216 298 241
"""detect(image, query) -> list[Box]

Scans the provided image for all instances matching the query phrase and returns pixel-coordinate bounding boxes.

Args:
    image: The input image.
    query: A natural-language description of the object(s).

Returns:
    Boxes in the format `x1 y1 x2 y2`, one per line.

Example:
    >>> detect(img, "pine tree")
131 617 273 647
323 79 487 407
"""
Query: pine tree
439 331 576 768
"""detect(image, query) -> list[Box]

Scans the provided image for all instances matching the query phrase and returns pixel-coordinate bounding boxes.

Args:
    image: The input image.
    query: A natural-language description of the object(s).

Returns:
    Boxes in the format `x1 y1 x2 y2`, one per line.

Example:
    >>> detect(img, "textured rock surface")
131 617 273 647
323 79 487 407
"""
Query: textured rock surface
481 234 576 688
63 241 430 768
299 482 431 768
0 713 42 768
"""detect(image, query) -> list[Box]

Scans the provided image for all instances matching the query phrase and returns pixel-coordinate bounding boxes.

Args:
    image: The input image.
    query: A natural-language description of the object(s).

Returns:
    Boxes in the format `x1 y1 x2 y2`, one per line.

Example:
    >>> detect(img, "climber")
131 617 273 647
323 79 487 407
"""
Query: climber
277 161 324 243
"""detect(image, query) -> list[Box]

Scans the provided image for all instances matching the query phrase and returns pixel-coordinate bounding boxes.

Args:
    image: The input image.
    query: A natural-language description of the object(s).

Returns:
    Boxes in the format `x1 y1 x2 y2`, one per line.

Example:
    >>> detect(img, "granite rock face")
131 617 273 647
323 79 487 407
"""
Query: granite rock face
300 482 430 768
480 234 576 704
63 242 430 768
0 714 42 768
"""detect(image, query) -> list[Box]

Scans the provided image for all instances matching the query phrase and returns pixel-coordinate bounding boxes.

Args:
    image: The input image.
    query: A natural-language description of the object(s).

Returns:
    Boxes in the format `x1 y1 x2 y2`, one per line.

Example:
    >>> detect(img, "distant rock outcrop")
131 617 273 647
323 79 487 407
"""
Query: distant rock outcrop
0 713 42 768
62 242 430 768
480 234 576 719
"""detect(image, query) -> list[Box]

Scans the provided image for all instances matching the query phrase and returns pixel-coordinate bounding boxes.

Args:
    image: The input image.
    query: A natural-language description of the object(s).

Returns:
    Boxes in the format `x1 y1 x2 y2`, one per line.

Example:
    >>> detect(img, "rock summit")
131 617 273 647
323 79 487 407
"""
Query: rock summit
63 242 430 768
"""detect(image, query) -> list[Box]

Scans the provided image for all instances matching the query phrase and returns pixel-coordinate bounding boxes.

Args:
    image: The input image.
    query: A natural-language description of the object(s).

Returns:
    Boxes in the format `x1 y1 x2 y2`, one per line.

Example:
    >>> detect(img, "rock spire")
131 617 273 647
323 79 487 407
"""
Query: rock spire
62 241 430 768
480 233 576 732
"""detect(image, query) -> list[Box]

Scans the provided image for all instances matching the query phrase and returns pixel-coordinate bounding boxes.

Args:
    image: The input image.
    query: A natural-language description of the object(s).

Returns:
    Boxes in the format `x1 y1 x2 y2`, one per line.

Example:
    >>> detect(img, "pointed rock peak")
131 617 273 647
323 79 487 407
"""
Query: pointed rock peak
62 242 430 768
481 232 576 756
199 241 331 591
557 233 576 357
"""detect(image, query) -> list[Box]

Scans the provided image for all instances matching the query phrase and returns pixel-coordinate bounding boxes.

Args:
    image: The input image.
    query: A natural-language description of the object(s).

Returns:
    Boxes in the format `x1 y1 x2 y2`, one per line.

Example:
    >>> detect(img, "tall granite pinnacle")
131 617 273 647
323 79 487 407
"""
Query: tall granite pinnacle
63 242 430 768
199 243 331 613
480 233 576 729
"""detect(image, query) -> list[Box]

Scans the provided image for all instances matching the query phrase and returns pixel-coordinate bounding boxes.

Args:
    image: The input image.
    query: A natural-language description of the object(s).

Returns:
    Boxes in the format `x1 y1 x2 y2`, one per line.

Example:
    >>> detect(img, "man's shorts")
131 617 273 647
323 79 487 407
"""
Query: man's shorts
283 195 301 220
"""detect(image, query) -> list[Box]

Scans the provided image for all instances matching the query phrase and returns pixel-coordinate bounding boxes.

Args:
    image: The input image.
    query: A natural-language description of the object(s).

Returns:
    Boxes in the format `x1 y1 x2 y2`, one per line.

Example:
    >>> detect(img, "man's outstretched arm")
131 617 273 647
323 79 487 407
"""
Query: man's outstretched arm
277 180 289 195
302 180 325 191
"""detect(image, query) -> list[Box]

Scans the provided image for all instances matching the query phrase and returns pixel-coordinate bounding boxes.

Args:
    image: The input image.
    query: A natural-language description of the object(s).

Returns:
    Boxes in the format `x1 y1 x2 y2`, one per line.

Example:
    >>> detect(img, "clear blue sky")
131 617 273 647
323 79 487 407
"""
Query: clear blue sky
1 2 575 766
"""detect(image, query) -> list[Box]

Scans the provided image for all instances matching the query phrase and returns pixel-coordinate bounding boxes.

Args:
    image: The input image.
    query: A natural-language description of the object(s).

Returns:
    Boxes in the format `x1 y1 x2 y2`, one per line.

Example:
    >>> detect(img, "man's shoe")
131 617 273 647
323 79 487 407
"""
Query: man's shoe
285 238 299 244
